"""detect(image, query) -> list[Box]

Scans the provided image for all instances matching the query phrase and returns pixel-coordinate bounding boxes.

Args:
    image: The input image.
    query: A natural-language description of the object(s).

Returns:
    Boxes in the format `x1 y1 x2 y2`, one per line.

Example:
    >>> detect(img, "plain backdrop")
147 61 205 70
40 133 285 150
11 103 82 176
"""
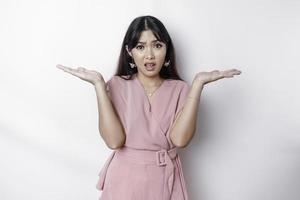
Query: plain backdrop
1 0 299 200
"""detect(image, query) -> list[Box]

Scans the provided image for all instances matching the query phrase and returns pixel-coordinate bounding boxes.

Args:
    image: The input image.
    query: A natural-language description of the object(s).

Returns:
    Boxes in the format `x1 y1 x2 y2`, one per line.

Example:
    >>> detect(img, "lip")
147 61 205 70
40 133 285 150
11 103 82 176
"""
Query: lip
144 62 156 71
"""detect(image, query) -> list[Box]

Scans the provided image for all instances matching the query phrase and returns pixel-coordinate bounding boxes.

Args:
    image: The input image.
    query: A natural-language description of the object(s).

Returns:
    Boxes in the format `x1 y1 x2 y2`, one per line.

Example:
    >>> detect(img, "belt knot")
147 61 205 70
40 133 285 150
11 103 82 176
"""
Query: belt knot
156 148 178 166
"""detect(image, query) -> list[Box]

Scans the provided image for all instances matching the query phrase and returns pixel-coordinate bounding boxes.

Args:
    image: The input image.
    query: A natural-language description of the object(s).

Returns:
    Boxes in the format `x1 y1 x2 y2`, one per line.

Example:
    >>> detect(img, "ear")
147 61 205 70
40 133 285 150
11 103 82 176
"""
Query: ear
125 45 132 57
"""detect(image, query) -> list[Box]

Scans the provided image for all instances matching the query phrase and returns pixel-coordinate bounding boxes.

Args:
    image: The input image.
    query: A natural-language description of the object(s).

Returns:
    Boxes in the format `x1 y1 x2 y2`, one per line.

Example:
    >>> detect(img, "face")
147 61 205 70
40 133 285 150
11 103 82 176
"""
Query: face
127 30 167 78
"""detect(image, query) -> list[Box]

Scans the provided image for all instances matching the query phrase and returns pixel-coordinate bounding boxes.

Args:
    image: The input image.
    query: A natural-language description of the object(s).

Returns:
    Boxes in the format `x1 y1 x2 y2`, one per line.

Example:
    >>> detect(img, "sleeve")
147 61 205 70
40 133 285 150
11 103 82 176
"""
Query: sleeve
174 81 190 121
104 76 122 110
105 76 118 103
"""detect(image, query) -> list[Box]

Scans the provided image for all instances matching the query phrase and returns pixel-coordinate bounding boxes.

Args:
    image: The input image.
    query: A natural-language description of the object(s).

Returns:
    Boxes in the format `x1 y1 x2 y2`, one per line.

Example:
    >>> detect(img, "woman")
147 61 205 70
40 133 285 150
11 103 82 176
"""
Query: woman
56 15 241 200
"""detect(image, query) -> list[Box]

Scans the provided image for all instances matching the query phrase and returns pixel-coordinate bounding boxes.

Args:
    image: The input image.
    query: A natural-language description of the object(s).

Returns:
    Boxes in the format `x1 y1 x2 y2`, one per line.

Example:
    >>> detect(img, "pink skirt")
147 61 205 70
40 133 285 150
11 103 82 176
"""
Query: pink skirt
96 147 189 200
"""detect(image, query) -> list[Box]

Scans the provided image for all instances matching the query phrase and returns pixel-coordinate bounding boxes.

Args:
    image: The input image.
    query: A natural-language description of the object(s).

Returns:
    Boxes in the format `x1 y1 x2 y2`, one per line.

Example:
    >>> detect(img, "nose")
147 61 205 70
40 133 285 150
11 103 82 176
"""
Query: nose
145 47 155 59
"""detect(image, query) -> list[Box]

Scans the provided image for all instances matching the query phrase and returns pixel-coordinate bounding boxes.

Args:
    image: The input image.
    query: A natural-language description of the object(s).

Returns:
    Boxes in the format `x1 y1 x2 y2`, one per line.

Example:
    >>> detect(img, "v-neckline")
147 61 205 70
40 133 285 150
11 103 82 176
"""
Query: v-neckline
133 73 167 112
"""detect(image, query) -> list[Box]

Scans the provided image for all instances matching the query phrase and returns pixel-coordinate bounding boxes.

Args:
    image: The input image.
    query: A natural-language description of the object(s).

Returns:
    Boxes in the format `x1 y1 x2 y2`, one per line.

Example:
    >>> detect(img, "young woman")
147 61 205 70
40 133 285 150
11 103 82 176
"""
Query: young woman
57 15 241 200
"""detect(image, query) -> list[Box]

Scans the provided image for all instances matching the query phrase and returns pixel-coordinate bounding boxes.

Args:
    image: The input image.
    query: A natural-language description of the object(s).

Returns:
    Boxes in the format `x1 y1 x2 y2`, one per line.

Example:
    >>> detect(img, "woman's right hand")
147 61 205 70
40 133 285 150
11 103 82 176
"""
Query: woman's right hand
56 64 105 86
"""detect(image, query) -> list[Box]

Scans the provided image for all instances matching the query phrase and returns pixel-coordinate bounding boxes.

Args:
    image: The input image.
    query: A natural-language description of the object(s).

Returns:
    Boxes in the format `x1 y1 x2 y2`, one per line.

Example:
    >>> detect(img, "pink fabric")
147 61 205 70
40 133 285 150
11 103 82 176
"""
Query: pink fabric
96 73 190 200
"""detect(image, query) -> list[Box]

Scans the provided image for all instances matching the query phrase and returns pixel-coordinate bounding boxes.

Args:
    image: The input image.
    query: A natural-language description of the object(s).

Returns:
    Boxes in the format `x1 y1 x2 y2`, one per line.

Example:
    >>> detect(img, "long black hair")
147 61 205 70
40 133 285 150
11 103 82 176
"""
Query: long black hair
114 15 184 81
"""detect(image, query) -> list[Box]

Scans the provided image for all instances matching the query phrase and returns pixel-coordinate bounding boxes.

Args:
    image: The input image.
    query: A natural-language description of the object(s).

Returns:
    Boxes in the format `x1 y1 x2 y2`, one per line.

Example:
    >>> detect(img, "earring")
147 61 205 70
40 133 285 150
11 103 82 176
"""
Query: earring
164 60 170 67
129 62 136 68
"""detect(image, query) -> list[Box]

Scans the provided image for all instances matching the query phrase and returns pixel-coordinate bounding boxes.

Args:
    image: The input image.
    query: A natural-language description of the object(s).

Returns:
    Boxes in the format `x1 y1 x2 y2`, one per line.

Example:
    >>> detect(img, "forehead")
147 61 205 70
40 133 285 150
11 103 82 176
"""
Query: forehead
138 30 158 42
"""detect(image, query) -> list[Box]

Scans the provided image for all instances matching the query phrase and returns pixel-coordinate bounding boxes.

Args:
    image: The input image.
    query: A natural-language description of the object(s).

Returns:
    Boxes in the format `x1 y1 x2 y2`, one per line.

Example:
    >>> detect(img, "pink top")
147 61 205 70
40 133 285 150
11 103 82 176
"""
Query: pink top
96 73 190 200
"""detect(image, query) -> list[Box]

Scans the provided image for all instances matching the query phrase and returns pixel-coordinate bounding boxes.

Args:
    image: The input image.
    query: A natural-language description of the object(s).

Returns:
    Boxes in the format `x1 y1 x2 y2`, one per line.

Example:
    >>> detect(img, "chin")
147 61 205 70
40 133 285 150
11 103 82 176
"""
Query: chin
141 71 160 77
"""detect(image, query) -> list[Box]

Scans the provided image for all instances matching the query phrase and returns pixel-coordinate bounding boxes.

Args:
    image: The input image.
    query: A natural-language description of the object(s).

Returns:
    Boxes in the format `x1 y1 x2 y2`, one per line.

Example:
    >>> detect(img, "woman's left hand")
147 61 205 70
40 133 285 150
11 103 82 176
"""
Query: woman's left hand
193 68 242 86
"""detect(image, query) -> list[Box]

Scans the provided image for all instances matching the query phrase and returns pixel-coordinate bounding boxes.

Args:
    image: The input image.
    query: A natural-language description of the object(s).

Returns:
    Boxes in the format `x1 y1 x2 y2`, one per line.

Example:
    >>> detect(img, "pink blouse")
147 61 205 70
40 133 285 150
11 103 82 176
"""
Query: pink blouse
96 73 190 200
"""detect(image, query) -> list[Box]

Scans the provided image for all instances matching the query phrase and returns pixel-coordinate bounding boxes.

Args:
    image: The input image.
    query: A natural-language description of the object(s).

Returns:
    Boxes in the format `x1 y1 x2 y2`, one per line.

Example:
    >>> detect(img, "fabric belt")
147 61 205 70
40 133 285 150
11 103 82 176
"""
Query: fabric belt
96 147 188 200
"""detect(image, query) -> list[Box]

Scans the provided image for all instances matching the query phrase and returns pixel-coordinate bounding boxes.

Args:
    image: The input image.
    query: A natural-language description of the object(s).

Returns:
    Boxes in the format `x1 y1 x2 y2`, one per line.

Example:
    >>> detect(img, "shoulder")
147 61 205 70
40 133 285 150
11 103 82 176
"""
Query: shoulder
106 76 120 88
107 75 131 88
108 75 125 82
178 80 189 87
168 79 190 90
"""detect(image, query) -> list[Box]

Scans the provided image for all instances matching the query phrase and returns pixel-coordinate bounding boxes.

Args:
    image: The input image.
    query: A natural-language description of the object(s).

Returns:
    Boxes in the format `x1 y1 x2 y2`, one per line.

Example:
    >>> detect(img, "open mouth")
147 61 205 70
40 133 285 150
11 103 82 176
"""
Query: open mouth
144 63 156 71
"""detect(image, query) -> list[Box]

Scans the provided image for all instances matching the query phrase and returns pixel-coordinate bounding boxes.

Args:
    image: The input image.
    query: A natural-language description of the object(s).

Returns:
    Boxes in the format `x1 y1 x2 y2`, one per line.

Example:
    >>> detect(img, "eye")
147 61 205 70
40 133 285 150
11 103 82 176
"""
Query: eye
155 43 163 48
135 45 144 50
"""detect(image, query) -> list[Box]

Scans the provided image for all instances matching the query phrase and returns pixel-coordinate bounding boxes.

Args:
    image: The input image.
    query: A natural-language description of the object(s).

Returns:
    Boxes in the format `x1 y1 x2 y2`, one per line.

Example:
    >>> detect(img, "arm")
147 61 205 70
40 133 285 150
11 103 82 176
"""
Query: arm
56 64 126 150
170 81 203 148
94 81 126 150
170 68 242 148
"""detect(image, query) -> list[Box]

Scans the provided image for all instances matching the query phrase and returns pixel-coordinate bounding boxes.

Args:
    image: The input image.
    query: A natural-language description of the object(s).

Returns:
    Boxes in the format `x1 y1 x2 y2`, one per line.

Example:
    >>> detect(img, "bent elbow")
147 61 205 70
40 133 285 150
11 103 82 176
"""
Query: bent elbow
108 142 124 150
107 135 126 150
170 130 194 149
170 135 188 148
172 140 189 148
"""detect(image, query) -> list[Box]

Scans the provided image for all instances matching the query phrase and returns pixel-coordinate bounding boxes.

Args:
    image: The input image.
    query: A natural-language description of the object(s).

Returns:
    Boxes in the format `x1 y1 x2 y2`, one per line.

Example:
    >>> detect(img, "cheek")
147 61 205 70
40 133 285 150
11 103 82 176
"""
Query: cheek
155 50 167 61
132 52 144 63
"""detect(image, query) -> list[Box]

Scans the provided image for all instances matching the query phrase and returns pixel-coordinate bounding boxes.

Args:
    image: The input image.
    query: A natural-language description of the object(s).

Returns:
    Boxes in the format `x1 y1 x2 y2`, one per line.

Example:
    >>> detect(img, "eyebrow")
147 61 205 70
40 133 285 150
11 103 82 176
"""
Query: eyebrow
137 40 161 44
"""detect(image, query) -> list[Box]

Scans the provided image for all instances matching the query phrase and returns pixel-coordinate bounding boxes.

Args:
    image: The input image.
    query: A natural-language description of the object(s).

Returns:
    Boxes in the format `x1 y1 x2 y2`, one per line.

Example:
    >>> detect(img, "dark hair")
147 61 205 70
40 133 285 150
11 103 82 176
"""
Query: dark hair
114 15 184 81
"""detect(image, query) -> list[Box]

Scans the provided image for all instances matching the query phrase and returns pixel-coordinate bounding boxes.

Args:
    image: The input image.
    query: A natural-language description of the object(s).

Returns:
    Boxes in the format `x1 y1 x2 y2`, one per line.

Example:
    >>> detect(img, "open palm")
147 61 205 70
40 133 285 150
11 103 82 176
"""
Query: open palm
56 64 104 85
194 69 242 85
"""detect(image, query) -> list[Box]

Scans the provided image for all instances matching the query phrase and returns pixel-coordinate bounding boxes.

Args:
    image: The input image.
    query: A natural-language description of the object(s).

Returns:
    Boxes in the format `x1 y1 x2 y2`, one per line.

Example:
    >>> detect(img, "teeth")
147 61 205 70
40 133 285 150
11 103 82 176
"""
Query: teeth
145 63 155 66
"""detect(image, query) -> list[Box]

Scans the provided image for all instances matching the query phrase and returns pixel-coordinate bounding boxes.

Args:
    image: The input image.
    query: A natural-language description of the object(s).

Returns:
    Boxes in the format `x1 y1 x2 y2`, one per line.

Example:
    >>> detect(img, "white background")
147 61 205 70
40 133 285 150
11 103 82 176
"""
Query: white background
1 0 299 199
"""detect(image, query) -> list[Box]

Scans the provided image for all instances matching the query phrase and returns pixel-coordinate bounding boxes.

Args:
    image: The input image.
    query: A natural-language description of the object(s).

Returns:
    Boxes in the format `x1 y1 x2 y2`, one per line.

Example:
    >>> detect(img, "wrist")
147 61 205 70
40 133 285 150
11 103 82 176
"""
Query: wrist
192 80 204 90
94 80 105 89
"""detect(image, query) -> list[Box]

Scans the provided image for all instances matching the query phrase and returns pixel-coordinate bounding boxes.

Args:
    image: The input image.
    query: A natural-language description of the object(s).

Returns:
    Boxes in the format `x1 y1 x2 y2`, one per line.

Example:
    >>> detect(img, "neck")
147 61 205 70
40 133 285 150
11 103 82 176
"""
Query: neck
136 73 163 87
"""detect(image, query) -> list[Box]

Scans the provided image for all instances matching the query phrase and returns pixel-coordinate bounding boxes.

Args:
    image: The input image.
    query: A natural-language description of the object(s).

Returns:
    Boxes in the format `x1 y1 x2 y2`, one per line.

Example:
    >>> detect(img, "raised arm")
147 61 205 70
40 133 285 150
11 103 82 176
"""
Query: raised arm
170 69 242 148
56 64 125 149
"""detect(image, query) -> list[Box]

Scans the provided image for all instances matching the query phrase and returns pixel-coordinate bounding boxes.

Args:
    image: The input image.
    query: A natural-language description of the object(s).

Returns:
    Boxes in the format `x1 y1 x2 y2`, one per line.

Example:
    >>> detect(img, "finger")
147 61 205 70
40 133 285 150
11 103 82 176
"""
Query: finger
62 66 75 73
58 65 84 78
223 69 241 77
56 64 73 72
56 64 67 70
77 67 86 72
227 69 242 74
228 70 241 75
235 70 242 75
224 71 241 78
